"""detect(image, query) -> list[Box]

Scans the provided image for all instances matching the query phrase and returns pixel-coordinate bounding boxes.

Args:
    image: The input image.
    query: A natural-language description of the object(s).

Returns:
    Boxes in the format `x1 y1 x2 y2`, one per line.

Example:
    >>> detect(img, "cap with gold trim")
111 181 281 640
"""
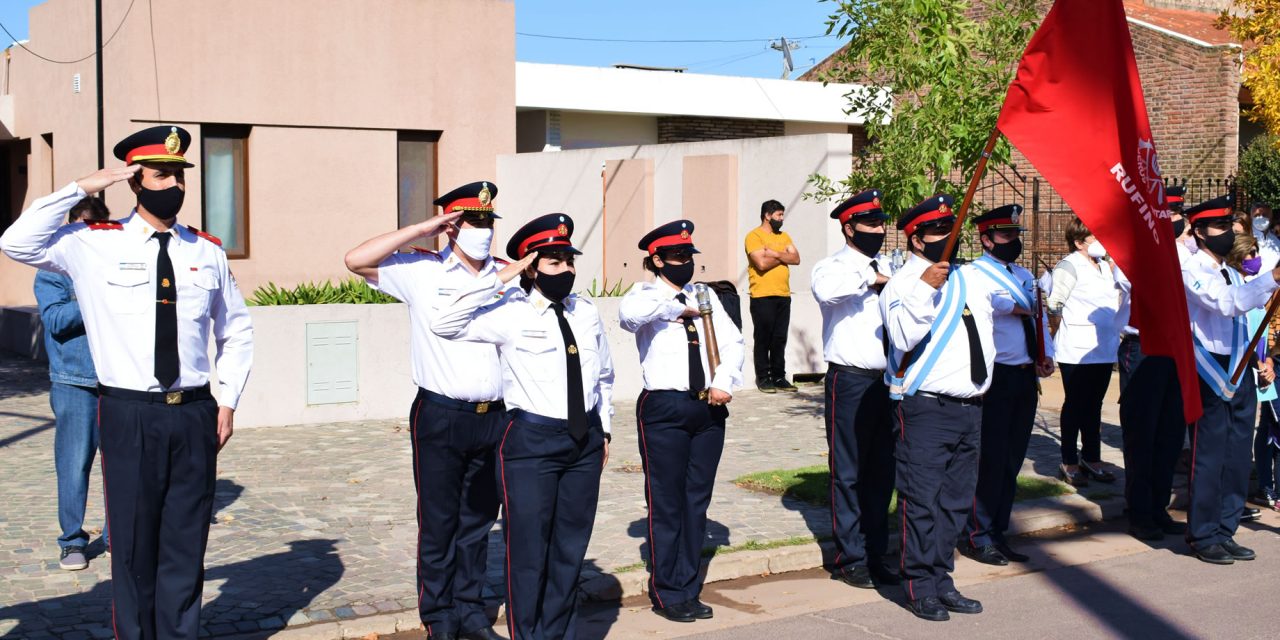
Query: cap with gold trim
897 194 955 237
435 181 501 218
971 204 1024 233
112 125 193 167
506 213 581 260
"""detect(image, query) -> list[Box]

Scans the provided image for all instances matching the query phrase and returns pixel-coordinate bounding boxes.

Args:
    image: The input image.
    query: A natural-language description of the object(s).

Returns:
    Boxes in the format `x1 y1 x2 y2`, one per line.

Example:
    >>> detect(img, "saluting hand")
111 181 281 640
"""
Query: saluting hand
416 211 464 239
497 251 538 284
75 164 142 195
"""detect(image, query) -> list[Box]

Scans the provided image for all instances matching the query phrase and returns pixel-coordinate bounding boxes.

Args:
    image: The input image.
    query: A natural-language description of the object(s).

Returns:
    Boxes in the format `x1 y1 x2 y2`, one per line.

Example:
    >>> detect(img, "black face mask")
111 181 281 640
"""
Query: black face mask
1202 228 1235 258
1171 218 1186 239
919 236 956 264
659 261 695 289
535 269 576 303
767 218 783 233
850 229 885 257
988 237 1023 263
137 185 185 220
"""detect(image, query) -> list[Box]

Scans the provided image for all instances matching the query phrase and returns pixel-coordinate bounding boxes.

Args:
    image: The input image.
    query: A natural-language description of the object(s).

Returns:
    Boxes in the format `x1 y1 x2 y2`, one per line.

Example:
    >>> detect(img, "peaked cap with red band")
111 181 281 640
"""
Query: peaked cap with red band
1184 194 1234 225
1165 185 1185 213
435 181 501 217
637 220 700 256
113 125 194 168
898 194 956 238
971 204 1024 233
506 213 581 260
831 189 888 225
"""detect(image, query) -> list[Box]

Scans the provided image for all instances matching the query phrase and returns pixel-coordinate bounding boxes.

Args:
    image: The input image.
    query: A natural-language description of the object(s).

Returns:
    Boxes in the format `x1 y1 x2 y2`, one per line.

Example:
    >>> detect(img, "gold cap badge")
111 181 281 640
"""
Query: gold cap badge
478 183 492 206
557 223 569 237
164 127 181 155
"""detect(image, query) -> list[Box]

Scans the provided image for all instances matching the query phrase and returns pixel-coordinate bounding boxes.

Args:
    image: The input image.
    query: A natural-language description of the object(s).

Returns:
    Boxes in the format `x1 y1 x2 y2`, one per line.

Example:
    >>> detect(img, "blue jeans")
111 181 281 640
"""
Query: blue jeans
1256 400 1280 497
51 382 106 549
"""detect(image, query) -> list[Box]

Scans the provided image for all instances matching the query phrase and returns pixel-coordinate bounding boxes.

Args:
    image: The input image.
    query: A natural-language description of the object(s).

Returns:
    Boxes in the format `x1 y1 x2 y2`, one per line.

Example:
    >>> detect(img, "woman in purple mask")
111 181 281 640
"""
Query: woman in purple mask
1227 234 1280 511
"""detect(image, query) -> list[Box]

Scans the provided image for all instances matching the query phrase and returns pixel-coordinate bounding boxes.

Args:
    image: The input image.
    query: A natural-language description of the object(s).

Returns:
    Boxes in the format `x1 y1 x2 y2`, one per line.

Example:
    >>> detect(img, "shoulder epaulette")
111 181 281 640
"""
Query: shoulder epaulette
186 225 223 247
86 221 123 231
409 245 440 257
494 257 511 266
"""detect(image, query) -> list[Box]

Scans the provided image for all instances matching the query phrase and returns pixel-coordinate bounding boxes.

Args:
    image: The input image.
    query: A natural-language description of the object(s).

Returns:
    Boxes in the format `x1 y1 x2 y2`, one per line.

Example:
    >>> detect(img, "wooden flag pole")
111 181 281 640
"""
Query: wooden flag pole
1230 289 1280 386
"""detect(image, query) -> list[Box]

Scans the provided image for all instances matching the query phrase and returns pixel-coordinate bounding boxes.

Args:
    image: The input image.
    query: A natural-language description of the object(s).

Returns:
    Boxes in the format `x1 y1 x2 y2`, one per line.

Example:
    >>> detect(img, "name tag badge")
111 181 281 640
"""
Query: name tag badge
436 287 457 296
119 262 147 271
521 329 547 339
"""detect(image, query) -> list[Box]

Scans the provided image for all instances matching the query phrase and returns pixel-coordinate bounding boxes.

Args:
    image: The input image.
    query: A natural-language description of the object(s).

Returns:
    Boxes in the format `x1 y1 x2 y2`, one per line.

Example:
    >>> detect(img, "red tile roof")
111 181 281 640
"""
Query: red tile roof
1123 1 1241 48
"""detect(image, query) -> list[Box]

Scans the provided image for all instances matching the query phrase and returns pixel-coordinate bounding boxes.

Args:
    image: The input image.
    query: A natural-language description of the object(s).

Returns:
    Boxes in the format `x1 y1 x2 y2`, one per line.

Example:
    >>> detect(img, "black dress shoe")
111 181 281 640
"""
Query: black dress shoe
908 596 950 622
994 542 1030 563
1241 507 1262 522
460 628 506 640
834 565 875 589
1154 519 1186 535
1221 538 1256 561
429 633 457 640
959 542 1008 566
653 601 697 623
1128 524 1163 541
689 599 714 619
1193 543 1236 565
774 377 799 392
869 563 901 586
938 590 983 614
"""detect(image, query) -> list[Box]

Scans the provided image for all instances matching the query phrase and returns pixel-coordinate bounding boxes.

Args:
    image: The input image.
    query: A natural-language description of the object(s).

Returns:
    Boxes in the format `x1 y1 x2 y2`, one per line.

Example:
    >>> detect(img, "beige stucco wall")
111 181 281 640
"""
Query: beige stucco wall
2 0 515 305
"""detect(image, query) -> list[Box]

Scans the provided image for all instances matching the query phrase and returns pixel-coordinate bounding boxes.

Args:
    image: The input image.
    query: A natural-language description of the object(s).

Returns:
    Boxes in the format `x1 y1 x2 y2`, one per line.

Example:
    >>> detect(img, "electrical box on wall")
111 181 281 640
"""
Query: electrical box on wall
306 321 358 405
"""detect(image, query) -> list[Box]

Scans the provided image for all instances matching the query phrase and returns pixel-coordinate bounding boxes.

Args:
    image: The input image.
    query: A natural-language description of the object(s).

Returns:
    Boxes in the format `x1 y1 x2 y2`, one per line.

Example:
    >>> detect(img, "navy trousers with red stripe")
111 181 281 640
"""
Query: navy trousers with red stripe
498 409 604 640
636 389 727 609
964 364 1037 548
99 393 218 640
1186 355 1255 550
408 390 503 636
824 366 894 573
893 393 981 602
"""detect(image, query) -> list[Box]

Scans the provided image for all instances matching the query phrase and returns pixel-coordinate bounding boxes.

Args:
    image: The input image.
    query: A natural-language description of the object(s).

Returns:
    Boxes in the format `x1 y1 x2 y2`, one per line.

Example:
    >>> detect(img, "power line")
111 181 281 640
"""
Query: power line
517 31 834 44
693 49 771 71
0 0 137 64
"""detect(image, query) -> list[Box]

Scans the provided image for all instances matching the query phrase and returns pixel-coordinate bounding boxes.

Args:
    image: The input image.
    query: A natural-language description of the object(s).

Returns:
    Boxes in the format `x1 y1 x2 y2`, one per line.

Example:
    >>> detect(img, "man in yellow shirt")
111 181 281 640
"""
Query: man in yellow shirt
745 199 801 393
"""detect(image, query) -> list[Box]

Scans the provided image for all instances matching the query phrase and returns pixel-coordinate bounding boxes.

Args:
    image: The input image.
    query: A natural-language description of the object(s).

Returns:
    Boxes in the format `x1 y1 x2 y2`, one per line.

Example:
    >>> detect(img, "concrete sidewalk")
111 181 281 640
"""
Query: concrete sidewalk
0 351 1139 639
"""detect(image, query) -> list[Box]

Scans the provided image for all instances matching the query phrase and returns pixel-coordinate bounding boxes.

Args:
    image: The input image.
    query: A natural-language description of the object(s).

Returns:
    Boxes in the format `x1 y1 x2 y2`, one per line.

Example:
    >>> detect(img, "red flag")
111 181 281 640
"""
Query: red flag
997 0 1202 423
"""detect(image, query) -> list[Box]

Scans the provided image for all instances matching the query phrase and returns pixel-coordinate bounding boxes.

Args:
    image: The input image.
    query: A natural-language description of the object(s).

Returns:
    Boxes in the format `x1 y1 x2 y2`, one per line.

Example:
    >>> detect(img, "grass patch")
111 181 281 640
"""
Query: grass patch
734 466 1073 511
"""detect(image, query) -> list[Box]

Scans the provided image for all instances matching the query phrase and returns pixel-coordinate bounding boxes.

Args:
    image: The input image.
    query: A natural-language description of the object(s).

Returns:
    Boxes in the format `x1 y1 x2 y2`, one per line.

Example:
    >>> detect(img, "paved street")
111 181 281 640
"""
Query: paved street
0 350 1132 638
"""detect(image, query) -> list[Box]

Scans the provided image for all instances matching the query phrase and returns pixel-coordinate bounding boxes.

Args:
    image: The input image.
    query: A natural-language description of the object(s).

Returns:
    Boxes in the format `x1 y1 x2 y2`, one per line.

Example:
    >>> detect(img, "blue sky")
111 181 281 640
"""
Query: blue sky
0 0 845 78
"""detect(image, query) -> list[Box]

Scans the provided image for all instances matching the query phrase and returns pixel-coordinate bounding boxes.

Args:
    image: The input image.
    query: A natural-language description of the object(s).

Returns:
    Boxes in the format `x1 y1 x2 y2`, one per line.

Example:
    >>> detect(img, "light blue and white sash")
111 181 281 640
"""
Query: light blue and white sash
1192 267 1249 400
886 270 968 400
970 255 1033 310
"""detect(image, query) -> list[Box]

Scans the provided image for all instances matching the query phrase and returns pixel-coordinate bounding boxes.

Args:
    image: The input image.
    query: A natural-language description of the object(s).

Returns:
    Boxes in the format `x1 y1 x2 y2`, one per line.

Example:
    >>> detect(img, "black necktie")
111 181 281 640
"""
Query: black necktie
154 232 179 389
960 304 987 385
676 294 707 394
871 260 889 356
551 302 588 440
1009 265 1038 362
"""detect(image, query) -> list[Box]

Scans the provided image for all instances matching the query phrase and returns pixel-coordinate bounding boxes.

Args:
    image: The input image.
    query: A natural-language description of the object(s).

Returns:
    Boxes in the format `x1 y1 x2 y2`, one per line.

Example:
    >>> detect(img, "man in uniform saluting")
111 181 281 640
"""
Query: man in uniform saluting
880 195 995 622
1 125 254 640
345 182 508 640
431 214 613 640
619 220 745 623
810 189 899 589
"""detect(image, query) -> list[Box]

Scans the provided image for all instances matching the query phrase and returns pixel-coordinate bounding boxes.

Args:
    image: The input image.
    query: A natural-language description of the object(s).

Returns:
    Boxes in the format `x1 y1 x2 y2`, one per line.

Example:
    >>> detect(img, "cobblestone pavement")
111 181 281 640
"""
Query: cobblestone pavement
0 351 1131 638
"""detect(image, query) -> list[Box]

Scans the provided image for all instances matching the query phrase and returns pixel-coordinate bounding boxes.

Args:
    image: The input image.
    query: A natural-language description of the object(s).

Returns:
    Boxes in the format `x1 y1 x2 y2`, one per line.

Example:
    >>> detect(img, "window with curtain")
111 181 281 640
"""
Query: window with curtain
397 131 439 230
202 125 250 258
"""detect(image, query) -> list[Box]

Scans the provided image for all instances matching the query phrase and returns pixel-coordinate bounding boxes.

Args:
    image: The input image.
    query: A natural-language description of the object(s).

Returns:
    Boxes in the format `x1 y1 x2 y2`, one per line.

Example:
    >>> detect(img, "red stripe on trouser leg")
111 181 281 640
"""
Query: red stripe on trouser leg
499 419 516 639
829 372 841 566
637 391 665 609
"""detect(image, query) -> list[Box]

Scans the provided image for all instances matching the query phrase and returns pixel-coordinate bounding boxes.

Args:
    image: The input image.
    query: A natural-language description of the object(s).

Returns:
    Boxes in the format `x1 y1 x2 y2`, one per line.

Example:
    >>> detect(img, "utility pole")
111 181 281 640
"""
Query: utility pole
770 37 800 80
95 0 104 172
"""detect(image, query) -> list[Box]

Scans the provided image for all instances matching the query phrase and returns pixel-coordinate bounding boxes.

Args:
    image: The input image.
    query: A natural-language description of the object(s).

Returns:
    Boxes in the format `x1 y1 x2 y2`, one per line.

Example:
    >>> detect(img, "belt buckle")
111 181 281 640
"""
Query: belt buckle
697 389 708 401
165 391 183 405
476 401 490 415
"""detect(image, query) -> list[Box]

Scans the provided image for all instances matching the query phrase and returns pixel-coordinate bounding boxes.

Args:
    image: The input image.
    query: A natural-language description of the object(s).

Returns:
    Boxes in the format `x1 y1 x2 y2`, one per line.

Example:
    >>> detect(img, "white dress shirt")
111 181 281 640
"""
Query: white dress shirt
1114 242 1191 337
1182 249 1278 356
372 246 505 402
1051 252 1120 365
962 255 1055 366
1255 226 1280 273
430 274 615 433
0 182 253 408
617 279 745 394
881 254 996 398
810 245 890 370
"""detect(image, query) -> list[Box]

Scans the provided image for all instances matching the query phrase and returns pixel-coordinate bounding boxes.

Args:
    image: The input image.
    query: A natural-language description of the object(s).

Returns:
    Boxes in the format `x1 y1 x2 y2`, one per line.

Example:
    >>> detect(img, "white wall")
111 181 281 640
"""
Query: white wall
560 111 658 149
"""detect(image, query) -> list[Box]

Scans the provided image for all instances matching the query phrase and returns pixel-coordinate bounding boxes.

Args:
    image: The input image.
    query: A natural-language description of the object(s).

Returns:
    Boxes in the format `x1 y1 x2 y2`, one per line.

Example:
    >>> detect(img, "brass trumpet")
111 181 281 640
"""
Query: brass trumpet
694 283 721 382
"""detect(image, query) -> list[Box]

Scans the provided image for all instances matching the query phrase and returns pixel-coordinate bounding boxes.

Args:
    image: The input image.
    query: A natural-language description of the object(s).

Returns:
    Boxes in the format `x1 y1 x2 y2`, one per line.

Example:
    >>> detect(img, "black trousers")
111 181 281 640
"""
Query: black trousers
99 391 218 640
498 409 604 640
409 389 504 635
636 390 727 608
1058 362 1113 465
1117 337 1185 528
824 365 894 571
965 364 1037 548
1187 354 1256 549
893 393 981 602
749 296 791 382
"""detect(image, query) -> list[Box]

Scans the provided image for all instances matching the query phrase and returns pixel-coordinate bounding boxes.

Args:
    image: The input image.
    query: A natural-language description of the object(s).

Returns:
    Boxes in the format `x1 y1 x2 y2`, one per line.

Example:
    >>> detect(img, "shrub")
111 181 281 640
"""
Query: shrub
248 277 400 306
1239 134 1280 208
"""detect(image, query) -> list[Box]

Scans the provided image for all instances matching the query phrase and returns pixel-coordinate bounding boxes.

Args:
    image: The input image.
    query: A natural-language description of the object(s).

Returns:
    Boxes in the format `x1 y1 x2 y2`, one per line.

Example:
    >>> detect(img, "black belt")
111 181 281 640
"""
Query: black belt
98 383 212 406
995 362 1034 371
829 363 884 378
511 407 601 428
646 388 712 401
915 390 983 406
421 388 504 415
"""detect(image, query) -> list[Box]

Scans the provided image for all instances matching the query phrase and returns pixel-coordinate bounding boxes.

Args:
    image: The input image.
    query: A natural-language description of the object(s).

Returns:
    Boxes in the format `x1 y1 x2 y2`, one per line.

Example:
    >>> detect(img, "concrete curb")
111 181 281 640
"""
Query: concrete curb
243 490 1126 639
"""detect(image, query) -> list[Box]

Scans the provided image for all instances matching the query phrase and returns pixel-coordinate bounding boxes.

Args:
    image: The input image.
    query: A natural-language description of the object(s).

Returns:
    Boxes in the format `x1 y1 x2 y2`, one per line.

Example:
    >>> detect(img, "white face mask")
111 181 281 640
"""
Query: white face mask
454 227 493 261
1086 240 1107 259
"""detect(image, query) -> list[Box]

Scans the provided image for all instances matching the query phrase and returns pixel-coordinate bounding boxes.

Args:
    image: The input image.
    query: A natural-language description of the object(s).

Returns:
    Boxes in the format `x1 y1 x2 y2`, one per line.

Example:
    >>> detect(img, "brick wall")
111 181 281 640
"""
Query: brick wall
656 116 784 143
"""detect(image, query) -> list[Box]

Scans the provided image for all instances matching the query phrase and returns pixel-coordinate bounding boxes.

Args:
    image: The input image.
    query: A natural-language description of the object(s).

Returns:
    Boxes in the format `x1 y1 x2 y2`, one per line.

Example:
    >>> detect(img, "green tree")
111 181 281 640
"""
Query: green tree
1239 134 1280 206
1217 1 1280 145
807 0 1041 215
